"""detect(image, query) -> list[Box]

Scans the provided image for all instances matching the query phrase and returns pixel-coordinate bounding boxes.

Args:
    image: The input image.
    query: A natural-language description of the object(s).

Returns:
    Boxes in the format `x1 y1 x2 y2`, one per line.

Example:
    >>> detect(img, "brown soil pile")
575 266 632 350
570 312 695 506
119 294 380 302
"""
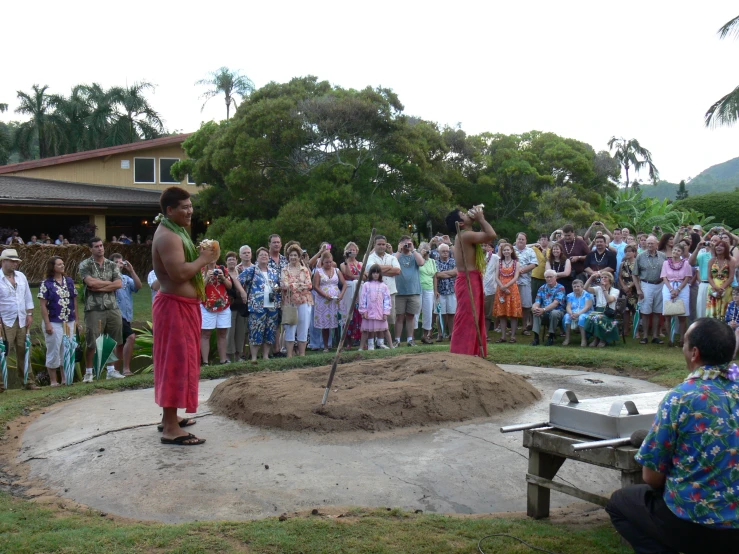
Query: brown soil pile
208 353 541 432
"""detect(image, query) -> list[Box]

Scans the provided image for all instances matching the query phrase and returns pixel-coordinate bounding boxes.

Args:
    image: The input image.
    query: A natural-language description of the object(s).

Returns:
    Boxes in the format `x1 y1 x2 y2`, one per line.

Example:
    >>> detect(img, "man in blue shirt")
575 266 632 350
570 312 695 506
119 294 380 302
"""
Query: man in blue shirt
394 235 425 347
111 253 141 375
606 317 739 552
530 270 565 346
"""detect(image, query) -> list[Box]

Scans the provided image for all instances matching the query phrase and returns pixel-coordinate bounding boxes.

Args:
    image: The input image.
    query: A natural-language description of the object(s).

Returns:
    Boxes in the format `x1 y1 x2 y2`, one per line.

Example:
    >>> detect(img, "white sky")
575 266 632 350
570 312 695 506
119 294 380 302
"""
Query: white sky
2 1 738 184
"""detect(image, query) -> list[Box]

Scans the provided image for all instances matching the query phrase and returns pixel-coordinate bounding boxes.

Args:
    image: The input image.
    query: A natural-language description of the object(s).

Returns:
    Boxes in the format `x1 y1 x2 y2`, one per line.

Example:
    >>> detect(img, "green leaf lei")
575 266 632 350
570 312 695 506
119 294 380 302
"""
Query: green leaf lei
154 213 205 301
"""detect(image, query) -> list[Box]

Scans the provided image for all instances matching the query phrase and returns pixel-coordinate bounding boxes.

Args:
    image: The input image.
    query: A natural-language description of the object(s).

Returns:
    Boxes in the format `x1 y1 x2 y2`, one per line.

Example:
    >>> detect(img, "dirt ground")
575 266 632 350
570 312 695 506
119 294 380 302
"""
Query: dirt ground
209 352 541 432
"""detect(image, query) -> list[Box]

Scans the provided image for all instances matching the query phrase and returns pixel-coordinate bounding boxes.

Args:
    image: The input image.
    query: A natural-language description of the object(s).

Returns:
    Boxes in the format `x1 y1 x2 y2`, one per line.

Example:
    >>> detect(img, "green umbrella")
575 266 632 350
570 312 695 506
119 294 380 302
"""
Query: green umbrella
23 333 31 385
94 333 118 380
632 302 640 339
0 339 7 391
62 323 77 386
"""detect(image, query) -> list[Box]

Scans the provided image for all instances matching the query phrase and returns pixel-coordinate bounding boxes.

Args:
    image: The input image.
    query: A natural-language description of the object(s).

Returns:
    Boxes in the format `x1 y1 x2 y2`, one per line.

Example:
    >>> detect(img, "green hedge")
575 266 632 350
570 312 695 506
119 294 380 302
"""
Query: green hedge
673 191 739 229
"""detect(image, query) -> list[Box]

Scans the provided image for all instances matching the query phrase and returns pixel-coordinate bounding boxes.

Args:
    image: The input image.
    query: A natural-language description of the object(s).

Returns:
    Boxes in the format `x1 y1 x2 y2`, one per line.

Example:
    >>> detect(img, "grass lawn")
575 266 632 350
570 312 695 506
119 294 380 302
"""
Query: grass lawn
0 336 682 552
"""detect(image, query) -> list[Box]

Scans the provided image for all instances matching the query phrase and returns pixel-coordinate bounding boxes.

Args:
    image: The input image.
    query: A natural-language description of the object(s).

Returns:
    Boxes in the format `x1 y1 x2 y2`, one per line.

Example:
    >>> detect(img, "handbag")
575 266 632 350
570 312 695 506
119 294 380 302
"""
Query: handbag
281 303 298 325
603 306 616 318
664 298 686 316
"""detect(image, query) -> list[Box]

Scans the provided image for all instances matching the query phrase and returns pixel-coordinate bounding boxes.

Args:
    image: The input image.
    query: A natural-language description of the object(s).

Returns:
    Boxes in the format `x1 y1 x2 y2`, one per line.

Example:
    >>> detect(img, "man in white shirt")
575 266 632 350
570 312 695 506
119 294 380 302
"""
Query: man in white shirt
0 249 38 390
483 244 499 335
5 231 24 245
366 235 401 348
514 233 538 335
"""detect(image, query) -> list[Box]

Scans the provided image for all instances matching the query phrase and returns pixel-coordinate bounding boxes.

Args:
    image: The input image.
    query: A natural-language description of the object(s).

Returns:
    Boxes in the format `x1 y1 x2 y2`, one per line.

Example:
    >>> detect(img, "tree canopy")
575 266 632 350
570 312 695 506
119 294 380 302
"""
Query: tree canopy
176 76 623 252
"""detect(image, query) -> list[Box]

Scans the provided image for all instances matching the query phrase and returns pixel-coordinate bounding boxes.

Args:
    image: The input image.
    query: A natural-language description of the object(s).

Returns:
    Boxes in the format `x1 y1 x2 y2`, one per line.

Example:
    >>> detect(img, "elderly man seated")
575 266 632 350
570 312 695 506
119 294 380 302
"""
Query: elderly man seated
606 317 739 553
530 270 565 346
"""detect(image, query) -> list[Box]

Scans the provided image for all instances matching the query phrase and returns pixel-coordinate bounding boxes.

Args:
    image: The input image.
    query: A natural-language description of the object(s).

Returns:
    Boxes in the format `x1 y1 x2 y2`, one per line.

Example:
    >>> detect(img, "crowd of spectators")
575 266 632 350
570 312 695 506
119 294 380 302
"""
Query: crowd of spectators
4 231 152 246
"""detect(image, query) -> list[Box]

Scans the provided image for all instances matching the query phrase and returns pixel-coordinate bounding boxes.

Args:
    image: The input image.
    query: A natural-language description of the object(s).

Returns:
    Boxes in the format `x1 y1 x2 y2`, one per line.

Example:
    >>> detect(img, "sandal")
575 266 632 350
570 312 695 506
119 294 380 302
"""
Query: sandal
158 418 197 432
160 433 206 446
508 338 517 344
639 338 648 345
521 330 532 336
651 338 664 345
495 338 506 344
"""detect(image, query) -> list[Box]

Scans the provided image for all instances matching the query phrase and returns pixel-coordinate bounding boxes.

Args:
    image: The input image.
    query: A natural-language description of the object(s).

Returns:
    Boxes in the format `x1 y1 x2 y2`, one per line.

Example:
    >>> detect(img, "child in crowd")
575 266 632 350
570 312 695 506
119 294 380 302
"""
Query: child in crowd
562 279 593 347
724 286 739 356
358 264 391 350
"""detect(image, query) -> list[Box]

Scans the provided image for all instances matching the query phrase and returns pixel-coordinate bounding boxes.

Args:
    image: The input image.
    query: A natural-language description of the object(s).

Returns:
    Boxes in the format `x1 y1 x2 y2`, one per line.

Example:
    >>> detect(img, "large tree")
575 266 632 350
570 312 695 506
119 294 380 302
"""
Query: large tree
196 67 255 119
14 84 58 158
705 15 739 127
607 136 659 188
107 81 164 145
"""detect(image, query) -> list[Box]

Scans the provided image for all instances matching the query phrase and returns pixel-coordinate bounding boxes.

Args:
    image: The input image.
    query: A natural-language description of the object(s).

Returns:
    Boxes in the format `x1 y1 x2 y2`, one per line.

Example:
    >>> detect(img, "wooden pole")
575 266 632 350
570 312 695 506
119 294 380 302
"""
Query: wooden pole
455 221 485 358
321 228 377 406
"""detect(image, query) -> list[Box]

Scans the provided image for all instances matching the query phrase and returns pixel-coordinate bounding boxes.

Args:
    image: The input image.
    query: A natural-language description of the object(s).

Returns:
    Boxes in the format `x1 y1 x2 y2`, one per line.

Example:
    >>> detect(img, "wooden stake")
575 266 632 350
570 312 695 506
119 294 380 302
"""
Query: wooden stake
321 228 377 406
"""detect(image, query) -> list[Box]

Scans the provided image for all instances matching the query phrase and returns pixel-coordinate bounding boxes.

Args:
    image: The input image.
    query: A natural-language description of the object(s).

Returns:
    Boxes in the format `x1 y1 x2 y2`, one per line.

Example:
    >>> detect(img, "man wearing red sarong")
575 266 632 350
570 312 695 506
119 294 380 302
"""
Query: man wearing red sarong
446 207 496 357
152 187 218 445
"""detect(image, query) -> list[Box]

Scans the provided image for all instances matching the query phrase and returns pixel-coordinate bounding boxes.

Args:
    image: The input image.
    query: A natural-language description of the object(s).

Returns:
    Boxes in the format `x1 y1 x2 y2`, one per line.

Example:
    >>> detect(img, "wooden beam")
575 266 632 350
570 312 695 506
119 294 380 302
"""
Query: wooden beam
526 473 609 508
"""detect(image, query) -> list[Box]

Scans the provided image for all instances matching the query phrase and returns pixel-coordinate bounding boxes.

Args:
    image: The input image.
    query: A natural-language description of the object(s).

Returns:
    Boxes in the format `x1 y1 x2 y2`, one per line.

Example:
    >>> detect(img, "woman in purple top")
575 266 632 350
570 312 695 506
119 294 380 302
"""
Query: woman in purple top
38 256 78 386
660 245 692 346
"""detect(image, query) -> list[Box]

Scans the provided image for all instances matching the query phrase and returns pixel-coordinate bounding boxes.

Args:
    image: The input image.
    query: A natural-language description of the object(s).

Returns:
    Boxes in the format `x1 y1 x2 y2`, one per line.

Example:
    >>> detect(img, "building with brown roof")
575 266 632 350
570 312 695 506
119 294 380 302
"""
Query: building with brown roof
0 134 201 241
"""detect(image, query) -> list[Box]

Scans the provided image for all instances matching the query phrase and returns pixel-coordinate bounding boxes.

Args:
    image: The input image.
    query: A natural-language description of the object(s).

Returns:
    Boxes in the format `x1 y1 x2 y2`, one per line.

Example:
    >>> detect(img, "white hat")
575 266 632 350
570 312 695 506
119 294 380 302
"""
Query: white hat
0 249 21 261
692 225 702 231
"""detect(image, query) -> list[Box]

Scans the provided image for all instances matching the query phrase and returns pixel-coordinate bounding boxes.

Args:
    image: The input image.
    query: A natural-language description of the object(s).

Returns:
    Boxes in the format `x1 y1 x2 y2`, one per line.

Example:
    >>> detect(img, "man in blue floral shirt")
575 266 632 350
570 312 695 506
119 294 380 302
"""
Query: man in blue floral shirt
606 317 739 553
530 270 565 346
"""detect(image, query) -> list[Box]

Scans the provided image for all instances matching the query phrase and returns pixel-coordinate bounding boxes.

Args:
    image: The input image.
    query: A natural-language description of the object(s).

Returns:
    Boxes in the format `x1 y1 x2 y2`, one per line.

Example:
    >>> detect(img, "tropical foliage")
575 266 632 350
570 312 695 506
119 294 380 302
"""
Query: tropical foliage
602 189 715 233
607 136 659 188
176 76 623 249
196 67 254 119
3 81 165 162
705 15 739 127
673 191 739 230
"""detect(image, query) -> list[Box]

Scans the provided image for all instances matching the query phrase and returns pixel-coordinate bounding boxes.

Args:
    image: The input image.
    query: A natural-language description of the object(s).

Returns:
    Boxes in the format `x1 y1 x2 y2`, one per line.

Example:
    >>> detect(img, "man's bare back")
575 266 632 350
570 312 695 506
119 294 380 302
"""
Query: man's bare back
452 208 496 270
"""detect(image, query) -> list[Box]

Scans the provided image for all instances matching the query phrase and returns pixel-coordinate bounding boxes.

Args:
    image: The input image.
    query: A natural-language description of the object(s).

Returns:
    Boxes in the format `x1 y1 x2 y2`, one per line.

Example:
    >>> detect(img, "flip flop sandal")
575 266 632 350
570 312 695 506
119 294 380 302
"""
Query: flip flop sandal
157 418 197 432
639 338 648 344
651 338 665 345
521 330 532 336
160 433 206 446
495 338 506 343
508 338 517 344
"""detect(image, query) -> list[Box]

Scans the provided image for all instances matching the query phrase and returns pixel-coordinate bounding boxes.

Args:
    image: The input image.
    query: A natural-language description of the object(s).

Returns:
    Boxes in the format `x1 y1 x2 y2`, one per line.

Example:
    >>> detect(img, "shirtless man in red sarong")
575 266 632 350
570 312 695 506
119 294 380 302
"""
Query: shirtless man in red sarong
152 187 218 445
446 206 496 357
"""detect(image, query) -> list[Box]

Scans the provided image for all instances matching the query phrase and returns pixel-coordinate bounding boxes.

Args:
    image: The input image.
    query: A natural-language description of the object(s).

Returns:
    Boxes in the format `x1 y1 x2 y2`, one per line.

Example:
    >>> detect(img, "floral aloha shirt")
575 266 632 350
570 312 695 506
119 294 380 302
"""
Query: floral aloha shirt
38 277 77 323
534 283 566 312
437 257 456 296
636 365 739 528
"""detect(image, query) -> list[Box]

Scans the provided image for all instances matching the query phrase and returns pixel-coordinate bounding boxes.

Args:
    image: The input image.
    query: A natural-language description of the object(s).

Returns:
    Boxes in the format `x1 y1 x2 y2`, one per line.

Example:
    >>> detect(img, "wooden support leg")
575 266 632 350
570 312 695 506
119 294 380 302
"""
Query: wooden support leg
526 448 566 519
620 470 644 488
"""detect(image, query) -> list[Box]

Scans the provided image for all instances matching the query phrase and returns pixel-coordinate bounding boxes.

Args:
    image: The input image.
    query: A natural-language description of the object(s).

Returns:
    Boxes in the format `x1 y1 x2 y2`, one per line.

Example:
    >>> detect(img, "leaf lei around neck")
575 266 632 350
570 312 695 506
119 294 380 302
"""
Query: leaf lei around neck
688 363 739 382
154 213 205 300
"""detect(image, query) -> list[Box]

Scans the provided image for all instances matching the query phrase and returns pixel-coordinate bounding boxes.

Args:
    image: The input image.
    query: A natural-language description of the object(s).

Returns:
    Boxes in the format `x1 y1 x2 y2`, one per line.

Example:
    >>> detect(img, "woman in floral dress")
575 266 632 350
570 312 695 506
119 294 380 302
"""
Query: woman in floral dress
239 248 281 361
493 244 522 343
38 256 78 386
313 251 346 352
706 239 736 320
339 242 363 350
617 245 638 337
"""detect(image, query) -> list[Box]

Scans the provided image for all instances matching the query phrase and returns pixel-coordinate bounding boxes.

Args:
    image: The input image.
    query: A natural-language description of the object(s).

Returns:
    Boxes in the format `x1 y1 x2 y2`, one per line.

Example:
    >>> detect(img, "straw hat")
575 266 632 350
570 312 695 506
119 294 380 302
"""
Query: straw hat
0 249 22 261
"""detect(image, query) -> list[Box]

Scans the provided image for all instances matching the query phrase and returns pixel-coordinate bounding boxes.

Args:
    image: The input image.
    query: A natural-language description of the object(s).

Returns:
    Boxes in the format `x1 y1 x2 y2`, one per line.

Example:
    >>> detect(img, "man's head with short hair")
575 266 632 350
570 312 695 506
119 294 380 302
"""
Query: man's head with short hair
646 236 658 252
515 232 527 250
445 209 470 234
110 253 123 262
684 318 736 368
594 235 607 250
374 235 388 255
544 269 557 280
561 224 575 241
268 234 281 253
89 236 104 259
160 186 192 228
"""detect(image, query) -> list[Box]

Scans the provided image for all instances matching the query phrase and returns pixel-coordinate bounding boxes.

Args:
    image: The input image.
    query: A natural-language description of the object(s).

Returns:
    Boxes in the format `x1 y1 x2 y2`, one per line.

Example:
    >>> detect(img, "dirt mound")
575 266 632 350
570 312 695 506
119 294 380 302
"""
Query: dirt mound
208 353 541 432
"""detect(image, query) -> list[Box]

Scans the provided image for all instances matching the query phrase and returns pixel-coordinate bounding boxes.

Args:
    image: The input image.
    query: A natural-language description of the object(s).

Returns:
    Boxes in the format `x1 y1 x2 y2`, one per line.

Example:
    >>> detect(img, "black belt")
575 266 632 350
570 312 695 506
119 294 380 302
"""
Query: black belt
642 280 662 285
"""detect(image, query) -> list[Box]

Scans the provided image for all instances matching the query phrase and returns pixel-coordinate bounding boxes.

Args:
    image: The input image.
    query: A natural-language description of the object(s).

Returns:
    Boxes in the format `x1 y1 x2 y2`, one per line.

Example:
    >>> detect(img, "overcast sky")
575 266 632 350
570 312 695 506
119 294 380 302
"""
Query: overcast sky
2 1 738 184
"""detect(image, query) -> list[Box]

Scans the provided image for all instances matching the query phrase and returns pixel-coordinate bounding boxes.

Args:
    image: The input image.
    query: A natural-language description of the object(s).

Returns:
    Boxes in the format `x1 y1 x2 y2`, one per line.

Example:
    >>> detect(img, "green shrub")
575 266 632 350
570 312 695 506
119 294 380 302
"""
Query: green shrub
673 191 739 229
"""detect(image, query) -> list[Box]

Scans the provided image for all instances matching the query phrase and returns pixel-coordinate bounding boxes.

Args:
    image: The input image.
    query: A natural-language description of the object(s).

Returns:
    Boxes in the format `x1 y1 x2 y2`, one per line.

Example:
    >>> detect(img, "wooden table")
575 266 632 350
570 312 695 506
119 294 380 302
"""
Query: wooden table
523 428 644 519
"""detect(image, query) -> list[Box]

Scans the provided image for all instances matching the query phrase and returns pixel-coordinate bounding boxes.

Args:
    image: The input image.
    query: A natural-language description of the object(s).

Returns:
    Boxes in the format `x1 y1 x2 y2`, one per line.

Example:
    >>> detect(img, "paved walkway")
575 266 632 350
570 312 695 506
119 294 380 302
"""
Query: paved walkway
19 365 664 523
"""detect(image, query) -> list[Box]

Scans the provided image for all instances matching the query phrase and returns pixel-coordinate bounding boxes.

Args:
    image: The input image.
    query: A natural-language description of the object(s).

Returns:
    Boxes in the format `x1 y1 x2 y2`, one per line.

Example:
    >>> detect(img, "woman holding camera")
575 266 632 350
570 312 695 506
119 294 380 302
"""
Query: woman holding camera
706 239 735 320
200 257 233 365
583 271 620 347
313 251 346 352
239 247 282 361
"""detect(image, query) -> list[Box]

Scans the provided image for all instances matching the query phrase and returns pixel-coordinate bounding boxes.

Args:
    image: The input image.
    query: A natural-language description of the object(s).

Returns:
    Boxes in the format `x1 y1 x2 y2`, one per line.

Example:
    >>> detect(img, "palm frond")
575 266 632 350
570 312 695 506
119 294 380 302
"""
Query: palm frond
718 15 739 40
705 85 739 128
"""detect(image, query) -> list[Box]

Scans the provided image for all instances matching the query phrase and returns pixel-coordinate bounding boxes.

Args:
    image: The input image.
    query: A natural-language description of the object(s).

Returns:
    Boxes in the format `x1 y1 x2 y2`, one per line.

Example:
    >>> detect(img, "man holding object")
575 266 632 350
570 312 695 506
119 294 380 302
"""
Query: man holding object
152 186 218 445
445 206 496 356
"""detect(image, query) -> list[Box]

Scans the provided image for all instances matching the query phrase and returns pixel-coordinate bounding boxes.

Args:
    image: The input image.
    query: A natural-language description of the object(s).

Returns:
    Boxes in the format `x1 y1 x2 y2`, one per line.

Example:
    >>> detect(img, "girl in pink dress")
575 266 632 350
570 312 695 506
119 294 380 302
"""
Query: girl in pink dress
358 264 391 350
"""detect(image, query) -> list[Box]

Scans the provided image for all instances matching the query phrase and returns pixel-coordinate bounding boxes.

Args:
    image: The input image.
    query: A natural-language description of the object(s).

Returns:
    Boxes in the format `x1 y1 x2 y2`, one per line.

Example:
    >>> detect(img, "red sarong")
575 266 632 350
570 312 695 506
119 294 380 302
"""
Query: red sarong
153 292 202 413
450 270 487 357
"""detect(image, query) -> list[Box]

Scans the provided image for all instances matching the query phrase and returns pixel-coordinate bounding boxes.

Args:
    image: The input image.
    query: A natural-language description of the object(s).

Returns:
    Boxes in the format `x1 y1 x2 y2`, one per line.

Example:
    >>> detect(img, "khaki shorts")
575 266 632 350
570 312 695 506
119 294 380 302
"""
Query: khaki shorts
395 294 421 315
387 293 396 322
484 294 495 321
85 309 124 348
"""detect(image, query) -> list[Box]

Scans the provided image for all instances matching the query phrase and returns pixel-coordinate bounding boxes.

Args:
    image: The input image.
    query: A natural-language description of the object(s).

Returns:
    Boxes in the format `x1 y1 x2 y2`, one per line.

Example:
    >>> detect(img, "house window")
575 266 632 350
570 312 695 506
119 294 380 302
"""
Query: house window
159 158 180 184
187 174 196 185
134 158 155 184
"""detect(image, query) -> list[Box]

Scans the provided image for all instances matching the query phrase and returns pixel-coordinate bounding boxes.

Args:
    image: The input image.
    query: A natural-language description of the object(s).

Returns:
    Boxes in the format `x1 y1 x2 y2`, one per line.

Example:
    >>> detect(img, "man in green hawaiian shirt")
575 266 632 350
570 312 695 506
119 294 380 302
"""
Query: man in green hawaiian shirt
606 317 739 553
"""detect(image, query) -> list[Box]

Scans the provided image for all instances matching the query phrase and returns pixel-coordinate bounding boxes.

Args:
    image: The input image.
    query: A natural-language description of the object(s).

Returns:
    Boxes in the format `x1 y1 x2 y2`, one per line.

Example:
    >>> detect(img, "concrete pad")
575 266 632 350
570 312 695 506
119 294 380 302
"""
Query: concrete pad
19 365 664 523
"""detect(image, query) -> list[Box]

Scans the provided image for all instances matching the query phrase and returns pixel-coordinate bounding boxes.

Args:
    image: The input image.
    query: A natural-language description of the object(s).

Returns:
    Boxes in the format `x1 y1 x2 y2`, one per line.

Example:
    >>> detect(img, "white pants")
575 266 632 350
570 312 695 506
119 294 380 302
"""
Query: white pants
283 303 311 342
421 290 435 330
695 282 709 319
44 321 76 368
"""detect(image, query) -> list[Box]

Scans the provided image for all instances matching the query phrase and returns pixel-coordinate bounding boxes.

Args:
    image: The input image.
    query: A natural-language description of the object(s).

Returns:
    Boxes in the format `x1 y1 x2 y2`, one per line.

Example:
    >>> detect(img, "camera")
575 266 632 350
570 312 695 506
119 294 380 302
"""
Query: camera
595 277 601 284
268 291 276 302
213 269 221 276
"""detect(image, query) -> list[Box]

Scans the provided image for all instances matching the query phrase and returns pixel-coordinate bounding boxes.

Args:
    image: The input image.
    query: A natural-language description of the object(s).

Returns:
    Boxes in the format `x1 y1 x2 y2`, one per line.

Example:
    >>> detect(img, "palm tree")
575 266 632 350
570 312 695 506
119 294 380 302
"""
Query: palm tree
196 67 254 119
0 103 7 113
48 85 92 154
607 136 659 188
705 15 739 127
14 84 58 158
107 81 164 145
